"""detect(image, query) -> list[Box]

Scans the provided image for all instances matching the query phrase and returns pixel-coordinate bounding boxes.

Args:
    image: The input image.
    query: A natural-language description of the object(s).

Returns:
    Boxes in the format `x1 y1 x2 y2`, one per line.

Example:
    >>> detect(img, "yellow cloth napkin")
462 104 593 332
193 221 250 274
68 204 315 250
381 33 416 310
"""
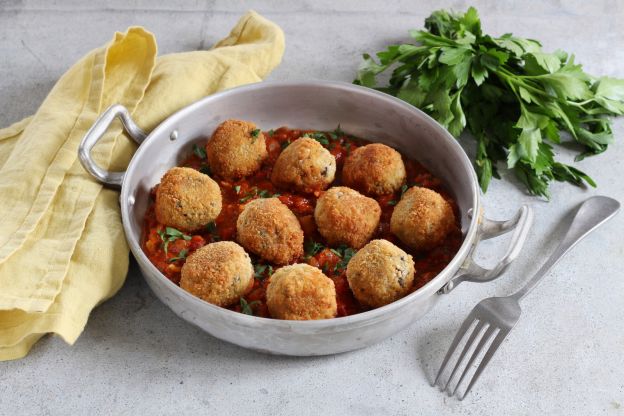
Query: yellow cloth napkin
0 11 285 361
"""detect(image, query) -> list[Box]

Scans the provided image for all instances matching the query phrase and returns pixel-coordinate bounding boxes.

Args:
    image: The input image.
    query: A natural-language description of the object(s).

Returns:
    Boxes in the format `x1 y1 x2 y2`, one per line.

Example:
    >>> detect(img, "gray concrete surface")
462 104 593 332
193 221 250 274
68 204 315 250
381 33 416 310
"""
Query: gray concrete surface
1 1 623 415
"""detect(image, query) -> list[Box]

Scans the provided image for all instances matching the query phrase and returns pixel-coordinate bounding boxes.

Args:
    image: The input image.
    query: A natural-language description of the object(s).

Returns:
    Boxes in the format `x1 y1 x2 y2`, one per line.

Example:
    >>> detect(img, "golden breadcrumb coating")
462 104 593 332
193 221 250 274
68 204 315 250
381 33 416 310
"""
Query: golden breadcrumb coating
314 186 381 249
346 239 415 308
236 197 304 265
271 137 336 194
180 241 254 307
155 167 222 232
342 143 406 196
390 186 455 251
266 264 337 320
206 119 268 179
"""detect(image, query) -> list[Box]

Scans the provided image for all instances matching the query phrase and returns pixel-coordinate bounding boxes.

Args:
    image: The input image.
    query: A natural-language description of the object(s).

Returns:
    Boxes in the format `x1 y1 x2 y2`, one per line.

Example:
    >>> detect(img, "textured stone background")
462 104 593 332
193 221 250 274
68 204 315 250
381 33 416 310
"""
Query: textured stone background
1 1 622 414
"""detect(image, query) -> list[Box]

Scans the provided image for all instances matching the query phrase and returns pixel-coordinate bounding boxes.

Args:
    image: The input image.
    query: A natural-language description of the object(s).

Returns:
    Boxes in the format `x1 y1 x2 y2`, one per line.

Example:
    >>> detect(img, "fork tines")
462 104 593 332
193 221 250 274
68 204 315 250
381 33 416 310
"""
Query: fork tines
433 313 509 400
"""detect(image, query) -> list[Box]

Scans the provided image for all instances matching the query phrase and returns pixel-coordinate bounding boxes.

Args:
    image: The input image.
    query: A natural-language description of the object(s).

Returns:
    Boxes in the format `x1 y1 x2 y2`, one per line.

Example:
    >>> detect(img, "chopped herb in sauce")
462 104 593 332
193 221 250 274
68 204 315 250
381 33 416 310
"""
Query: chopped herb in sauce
254 263 273 280
193 144 207 160
251 129 261 138
329 248 342 257
239 187 280 203
304 239 325 259
167 249 188 263
240 297 260 315
234 185 241 194
205 221 219 241
157 227 191 255
303 132 330 146
206 222 217 233
331 244 357 271
199 165 211 176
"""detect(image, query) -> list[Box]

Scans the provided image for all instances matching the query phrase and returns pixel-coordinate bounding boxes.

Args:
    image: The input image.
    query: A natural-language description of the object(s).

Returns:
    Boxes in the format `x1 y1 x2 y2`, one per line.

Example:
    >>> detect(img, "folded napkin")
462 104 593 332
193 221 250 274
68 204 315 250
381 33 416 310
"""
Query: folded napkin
0 11 285 361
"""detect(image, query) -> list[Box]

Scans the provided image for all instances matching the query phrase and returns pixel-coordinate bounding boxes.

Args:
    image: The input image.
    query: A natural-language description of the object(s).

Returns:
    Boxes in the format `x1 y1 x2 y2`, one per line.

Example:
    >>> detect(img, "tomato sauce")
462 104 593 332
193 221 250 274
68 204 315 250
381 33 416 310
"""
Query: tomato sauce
141 127 463 318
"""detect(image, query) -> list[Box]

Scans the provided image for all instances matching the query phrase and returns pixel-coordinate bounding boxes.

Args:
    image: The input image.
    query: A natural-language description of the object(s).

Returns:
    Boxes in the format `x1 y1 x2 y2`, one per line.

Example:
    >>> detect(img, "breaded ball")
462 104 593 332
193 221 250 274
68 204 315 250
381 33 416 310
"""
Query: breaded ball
180 241 254 307
271 137 336 194
390 186 456 251
155 167 222 232
314 186 381 249
206 119 268 179
236 198 304 265
346 239 415 308
342 143 406 196
266 264 337 320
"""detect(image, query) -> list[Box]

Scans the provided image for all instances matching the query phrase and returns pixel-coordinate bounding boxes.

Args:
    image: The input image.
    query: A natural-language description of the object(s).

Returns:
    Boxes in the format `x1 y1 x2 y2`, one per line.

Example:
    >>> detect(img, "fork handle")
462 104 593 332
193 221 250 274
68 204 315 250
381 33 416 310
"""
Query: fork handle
511 196 620 301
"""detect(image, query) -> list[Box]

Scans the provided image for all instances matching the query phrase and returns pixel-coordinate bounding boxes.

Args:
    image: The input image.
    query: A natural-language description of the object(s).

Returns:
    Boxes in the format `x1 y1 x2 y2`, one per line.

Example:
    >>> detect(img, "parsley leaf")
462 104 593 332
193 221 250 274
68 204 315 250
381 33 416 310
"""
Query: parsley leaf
158 227 191 255
205 221 220 241
333 124 345 138
240 297 260 316
253 263 273 280
239 187 280 203
302 132 330 146
251 129 261 138
199 165 211 176
193 144 207 160
354 6 623 198
331 245 357 271
317 244 358 271
304 239 325 259
167 249 188 263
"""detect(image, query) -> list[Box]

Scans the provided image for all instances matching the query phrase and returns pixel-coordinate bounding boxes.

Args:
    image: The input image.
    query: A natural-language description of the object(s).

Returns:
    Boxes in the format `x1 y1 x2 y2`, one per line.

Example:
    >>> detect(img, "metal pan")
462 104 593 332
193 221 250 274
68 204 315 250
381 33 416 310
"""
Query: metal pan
79 81 533 356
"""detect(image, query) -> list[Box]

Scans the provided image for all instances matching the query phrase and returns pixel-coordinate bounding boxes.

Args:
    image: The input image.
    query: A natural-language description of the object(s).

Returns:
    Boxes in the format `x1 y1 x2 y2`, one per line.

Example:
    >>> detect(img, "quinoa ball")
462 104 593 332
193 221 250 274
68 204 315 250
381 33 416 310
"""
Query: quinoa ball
180 241 254 307
390 186 456 251
342 143 406 196
314 186 381 249
236 197 304 265
270 137 336 194
346 239 415 308
206 119 268 179
155 167 222 232
266 264 337 320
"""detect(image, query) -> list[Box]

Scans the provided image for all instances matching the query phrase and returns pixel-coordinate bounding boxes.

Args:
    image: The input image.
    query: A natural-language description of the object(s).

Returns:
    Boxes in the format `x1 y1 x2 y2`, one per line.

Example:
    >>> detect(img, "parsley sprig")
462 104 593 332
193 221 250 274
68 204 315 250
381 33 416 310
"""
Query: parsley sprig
193 144 207 160
239 187 281 203
157 227 191 255
205 221 220 242
304 239 325 259
355 7 624 198
331 244 357 271
167 249 188 263
253 263 274 280
304 240 357 272
302 132 330 146
240 297 260 315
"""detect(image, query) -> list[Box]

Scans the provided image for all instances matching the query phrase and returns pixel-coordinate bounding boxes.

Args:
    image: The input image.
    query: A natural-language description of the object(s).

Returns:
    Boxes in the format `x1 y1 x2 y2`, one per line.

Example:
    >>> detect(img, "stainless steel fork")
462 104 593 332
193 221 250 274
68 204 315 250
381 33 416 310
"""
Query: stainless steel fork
434 196 621 400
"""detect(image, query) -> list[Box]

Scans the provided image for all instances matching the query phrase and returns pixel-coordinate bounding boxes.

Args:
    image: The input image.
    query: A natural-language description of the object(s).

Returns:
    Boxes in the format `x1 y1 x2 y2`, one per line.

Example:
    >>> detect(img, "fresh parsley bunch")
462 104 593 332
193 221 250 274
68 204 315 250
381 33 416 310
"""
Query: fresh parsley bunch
355 7 624 197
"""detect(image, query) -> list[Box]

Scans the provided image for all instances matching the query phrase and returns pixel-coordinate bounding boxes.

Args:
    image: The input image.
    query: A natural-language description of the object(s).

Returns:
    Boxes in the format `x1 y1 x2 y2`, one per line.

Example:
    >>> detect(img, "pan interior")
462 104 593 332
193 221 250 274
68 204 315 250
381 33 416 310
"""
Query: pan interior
121 81 479 296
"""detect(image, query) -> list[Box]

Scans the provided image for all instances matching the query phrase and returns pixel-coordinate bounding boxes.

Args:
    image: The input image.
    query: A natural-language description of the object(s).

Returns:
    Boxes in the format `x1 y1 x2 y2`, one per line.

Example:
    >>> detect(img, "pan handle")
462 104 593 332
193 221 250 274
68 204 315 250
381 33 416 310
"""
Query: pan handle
439 204 534 294
78 104 147 188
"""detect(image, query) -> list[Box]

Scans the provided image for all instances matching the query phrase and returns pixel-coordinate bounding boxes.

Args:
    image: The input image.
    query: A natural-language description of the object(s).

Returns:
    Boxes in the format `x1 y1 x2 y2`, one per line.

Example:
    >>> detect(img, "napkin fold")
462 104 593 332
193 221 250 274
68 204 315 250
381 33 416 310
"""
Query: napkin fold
0 11 285 361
